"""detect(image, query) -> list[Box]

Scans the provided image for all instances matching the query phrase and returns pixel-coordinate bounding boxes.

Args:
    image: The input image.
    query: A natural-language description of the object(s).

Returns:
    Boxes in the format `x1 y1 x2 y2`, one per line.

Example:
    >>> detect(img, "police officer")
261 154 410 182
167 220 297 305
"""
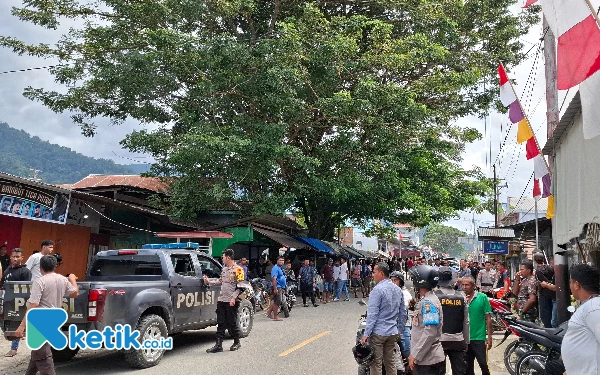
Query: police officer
408 264 445 375
206 249 245 353
434 266 469 375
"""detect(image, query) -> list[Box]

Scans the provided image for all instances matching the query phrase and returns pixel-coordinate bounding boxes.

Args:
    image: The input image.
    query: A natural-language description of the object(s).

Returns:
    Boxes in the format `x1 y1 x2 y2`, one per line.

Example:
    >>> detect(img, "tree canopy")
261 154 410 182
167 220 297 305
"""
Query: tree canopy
1 0 538 239
423 222 467 258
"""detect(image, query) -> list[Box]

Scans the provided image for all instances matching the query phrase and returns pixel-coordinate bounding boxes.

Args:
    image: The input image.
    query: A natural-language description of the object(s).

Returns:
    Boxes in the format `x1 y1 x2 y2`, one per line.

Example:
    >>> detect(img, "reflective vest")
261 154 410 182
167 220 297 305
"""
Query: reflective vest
434 290 465 335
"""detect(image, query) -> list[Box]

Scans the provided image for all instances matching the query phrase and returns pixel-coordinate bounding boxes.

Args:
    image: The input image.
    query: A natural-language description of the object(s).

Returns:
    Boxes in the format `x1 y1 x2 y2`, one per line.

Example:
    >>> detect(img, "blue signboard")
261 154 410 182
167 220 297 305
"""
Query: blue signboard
483 240 509 255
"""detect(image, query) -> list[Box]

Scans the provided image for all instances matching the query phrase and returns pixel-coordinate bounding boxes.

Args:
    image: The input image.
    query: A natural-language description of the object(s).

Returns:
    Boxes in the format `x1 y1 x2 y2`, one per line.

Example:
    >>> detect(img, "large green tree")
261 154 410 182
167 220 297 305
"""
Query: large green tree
1 0 538 239
423 223 467 258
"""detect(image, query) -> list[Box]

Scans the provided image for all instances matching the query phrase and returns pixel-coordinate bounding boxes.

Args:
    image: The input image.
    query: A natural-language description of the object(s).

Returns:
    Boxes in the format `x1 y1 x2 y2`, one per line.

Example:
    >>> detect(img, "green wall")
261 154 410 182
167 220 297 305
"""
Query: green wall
212 225 254 256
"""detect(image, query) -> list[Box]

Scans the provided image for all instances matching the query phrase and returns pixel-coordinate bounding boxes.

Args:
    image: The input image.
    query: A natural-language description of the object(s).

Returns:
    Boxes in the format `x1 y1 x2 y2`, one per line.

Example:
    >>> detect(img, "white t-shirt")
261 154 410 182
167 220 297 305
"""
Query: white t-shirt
333 266 340 280
25 253 44 281
562 297 600 375
402 288 413 327
339 263 348 280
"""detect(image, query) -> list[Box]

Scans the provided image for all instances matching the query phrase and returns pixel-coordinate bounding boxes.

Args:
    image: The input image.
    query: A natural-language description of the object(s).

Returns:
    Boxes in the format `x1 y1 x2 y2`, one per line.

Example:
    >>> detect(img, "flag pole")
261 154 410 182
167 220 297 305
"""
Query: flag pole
584 0 600 29
534 196 539 251
500 62 552 175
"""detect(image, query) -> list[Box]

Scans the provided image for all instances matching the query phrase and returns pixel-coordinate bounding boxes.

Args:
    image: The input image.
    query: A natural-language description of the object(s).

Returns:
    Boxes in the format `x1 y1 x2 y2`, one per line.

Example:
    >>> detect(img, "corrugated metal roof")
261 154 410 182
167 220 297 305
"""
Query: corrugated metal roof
542 91 581 156
477 227 515 238
71 175 169 193
252 226 309 250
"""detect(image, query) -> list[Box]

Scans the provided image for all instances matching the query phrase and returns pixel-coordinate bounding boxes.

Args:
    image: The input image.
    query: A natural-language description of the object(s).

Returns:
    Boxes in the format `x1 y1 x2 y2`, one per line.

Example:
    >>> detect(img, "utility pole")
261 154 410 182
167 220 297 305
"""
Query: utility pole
493 164 498 228
543 16 569 325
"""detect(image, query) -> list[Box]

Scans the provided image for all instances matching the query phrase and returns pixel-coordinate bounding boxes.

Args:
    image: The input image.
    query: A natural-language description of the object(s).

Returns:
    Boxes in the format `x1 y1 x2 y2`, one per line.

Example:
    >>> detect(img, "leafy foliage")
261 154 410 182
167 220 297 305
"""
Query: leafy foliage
423 223 467 258
0 122 133 183
1 0 538 238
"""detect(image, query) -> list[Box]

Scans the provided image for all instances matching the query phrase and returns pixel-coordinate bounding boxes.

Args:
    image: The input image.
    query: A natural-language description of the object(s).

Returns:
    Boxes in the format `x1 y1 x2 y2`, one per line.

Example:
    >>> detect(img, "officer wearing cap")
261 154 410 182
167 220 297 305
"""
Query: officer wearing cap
408 265 445 375
434 266 469 375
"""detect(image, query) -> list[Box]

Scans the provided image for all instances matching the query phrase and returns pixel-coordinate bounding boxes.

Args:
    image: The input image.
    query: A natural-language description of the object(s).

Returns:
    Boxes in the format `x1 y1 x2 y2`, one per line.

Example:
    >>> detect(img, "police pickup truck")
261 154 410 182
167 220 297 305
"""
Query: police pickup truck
0 243 255 368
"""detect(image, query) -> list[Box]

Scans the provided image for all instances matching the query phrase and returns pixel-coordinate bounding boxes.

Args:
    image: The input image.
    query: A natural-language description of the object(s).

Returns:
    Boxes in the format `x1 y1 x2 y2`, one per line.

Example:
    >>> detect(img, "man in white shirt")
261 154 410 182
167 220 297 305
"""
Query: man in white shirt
334 257 350 301
25 240 54 280
559 264 600 375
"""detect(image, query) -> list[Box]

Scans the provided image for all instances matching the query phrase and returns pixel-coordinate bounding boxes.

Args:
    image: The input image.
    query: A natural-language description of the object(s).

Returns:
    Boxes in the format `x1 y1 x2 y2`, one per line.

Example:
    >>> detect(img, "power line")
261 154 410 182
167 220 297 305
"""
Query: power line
0 65 63 75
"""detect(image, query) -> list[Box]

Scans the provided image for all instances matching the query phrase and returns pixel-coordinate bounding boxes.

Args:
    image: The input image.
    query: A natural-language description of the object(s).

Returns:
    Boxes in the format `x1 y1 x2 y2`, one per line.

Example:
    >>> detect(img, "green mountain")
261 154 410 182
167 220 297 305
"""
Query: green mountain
0 122 134 184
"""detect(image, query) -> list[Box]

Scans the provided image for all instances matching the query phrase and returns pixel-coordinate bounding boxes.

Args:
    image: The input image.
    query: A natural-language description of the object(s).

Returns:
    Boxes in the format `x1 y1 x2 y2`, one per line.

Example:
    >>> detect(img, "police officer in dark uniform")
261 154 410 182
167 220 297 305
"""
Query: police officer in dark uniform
435 266 469 375
206 249 245 353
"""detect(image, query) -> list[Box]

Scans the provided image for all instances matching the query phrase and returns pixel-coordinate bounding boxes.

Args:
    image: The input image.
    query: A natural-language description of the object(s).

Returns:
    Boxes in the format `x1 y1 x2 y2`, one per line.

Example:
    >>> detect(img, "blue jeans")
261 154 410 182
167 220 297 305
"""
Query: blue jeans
551 299 558 328
336 280 349 299
11 339 19 351
399 326 411 358
323 282 333 293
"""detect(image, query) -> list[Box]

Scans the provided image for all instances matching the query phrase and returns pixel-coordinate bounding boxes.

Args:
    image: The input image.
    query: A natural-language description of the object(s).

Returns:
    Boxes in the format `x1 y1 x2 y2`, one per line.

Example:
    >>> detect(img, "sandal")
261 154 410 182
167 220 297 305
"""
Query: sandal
5 350 17 357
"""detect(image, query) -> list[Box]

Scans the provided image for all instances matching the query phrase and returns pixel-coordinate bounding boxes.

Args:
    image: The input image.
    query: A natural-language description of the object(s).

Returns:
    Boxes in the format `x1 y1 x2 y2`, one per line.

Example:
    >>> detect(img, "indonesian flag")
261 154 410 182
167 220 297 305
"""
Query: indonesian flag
541 0 600 90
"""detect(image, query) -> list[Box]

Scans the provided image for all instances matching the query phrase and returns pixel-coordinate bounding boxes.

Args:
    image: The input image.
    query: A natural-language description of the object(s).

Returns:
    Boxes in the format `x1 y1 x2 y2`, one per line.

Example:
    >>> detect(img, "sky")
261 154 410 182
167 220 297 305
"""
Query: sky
0 1 578 234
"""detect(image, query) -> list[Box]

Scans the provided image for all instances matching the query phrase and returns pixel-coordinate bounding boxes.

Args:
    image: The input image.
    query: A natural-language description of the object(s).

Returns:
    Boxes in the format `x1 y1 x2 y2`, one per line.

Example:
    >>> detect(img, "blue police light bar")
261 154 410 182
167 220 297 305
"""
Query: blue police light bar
142 242 200 249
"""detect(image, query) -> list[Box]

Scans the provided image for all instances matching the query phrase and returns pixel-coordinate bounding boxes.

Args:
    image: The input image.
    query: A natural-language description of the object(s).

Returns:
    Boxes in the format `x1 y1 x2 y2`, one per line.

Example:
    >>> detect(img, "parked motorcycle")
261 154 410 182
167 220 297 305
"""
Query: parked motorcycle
355 300 409 375
496 312 568 375
514 324 563 375
250 278 270 311
489 295 512 332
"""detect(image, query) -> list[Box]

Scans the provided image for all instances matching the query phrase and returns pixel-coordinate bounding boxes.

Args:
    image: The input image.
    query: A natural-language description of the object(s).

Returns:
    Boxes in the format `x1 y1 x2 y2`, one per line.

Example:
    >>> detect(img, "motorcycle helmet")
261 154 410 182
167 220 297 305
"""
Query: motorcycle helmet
352 343 374 366
409 265 439 290
390 271 404 287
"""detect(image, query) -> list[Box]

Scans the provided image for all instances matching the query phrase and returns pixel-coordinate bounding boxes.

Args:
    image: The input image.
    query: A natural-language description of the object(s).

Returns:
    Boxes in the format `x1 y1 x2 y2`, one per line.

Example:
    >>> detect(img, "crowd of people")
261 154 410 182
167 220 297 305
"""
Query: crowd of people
352 254 600 375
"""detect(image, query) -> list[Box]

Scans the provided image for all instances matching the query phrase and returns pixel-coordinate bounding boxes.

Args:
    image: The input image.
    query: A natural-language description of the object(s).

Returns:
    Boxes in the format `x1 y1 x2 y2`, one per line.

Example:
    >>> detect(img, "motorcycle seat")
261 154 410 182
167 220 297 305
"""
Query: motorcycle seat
514 320 543 329
515 327 563 346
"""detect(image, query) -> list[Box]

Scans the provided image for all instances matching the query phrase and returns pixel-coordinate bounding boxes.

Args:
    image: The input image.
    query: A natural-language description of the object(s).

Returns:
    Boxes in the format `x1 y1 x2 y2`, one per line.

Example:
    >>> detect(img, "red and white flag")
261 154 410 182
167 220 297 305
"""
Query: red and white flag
541 0 600 90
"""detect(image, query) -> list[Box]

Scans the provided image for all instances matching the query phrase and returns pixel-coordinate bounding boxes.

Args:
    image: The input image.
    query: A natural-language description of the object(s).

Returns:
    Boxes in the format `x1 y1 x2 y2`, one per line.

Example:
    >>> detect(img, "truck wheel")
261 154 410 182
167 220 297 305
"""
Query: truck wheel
51 347 79 362
237 300 254 338
358 365 369 375
124 314 168 369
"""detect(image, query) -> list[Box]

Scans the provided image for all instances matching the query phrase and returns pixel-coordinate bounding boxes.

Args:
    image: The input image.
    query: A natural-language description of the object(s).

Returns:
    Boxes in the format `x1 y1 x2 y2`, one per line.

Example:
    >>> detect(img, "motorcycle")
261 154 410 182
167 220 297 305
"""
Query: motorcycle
355 300 409 375
496 312 568 375
489 294 512 332
513 324 564 375
250 278 271 311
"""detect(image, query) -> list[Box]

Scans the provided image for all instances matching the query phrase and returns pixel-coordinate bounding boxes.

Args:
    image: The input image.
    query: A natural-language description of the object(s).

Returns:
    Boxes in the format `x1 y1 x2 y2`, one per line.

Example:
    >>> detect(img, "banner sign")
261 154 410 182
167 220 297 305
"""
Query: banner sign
0 176 71 224
483 240 509 255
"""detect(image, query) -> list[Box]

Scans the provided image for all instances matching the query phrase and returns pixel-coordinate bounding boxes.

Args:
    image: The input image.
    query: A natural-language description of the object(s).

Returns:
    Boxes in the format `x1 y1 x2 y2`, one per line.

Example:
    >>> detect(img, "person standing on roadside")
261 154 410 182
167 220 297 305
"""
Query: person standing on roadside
25 240 54 280
532 252 556 328
361 260 373 297
360 263 406 375
0 245 10 272
435 266 469 375
2 248 32 358
206 249 245 353
265 256 286 321
408 264 445 375
494 261 511 298
461 276 493 375
334 257 350 301
239 258 249 281
320 259 334 304
15 255 79 375
512 260 539 322
560 264 600 375
299 259 318 307
476 261 497 297
390 271 412 359
457 259 471 291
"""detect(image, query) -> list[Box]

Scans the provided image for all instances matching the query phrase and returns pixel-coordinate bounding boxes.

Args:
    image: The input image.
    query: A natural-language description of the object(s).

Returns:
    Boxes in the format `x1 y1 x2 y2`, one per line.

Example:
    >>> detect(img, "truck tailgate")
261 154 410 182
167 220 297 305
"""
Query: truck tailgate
1 281 91 328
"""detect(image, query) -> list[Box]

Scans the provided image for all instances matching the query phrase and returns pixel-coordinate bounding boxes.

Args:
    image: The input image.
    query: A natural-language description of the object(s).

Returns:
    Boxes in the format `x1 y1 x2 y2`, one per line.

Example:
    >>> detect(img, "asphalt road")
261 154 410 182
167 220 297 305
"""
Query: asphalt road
0 282 513 375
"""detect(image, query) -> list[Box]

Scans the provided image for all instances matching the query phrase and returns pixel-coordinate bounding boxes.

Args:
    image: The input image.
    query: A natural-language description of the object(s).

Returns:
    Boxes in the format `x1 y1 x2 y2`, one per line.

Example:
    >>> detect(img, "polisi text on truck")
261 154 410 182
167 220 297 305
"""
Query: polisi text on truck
176 291 216 308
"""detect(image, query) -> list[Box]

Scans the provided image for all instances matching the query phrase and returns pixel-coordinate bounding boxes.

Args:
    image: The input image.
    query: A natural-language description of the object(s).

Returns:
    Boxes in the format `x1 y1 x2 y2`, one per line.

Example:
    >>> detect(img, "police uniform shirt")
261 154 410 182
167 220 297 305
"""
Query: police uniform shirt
410 290 445 366
435 286 470 348
218 263 245 302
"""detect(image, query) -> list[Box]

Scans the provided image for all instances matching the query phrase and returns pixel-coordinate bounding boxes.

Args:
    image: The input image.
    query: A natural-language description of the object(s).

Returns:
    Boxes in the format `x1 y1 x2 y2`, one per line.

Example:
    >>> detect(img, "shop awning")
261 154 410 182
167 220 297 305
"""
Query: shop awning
252 226 309 249
293 237 335 254
342 246 366 259
156 231 234 239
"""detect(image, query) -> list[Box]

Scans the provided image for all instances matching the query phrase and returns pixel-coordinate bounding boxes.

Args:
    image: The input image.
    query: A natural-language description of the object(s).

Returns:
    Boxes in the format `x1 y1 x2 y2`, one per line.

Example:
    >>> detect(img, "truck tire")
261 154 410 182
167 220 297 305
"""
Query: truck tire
51 347 79 362
237 300 254 338
358 365 369 375
124 314 168 369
